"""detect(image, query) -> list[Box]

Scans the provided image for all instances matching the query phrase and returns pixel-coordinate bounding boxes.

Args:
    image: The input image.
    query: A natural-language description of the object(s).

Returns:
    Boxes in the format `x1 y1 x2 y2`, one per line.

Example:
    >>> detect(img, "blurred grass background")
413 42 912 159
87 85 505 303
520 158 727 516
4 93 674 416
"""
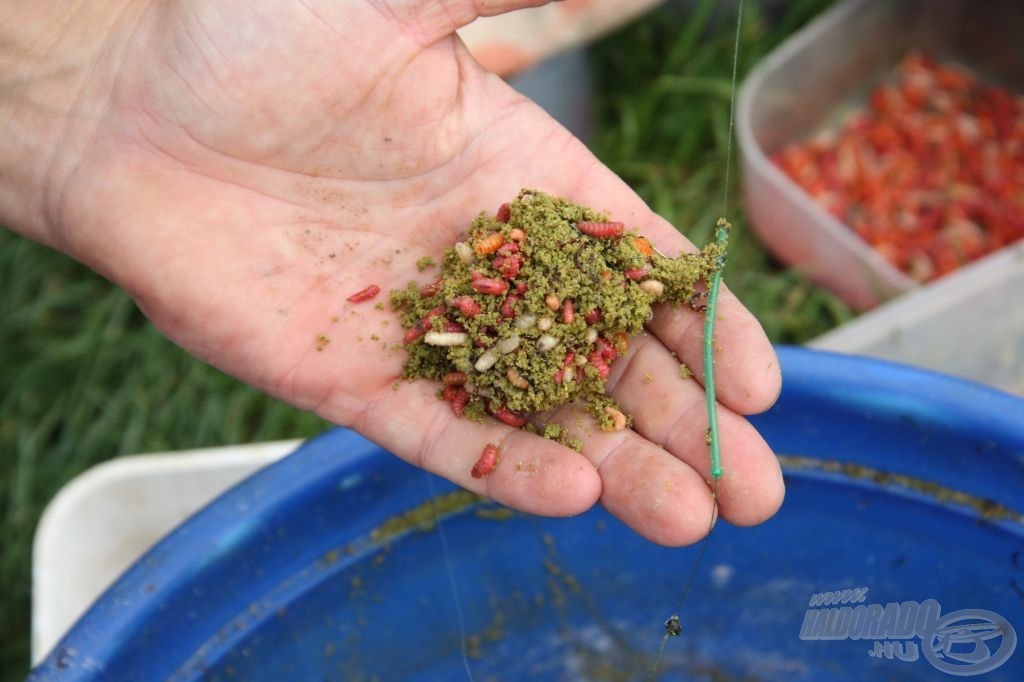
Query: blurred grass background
0 0 846 678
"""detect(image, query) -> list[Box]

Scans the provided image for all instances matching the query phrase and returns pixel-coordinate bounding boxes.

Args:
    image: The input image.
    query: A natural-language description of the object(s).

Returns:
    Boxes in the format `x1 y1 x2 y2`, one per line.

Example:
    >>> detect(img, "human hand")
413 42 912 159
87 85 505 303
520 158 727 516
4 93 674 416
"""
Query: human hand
1 0 783 545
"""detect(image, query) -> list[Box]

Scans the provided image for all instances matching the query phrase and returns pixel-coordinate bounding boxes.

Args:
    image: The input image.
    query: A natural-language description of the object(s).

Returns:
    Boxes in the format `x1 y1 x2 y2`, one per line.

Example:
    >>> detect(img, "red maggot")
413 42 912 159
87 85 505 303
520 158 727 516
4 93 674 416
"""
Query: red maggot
576 221 625 238
500 294 520 319
346 284 380 303
624 267 649 280
445 385 470 418
471 443 500 478
471 277 508 295
492 406 527 428
402 305 446 344
420 278 442 298
588 351 611 379
443 371 468 386
562 299 575 324
450 296 482 318
496 203 512 223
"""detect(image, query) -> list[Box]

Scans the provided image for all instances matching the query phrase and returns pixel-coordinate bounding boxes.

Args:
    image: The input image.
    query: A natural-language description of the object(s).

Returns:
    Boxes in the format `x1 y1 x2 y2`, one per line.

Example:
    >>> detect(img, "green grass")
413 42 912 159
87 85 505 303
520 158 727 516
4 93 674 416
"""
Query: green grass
0 1 847 678
0 236 330 677
588 0 850 341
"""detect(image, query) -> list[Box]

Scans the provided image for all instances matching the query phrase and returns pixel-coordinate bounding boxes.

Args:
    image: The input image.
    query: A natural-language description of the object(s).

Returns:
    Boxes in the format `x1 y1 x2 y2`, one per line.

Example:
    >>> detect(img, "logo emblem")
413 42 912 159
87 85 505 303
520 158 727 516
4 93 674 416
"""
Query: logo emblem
922 609 1017 676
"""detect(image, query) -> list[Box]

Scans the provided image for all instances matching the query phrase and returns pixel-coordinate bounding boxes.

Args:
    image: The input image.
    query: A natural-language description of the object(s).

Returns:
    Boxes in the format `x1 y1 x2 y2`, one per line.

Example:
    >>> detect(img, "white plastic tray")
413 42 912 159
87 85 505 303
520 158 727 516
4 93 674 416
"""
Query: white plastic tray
31 440 300 663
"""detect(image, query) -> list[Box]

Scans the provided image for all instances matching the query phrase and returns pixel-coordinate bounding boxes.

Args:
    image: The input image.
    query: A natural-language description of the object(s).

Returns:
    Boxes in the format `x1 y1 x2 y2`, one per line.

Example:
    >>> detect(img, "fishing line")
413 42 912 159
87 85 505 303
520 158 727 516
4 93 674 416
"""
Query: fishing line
646 0 743 678
426 2 745 679
721 0 744 219
645 478 718 680
424 471 477 682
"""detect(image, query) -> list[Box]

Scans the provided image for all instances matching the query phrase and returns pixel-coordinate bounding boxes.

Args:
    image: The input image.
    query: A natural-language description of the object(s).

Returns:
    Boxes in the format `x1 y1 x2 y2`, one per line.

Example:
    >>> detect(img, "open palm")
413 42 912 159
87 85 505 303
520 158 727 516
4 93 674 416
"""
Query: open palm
51 0 783 545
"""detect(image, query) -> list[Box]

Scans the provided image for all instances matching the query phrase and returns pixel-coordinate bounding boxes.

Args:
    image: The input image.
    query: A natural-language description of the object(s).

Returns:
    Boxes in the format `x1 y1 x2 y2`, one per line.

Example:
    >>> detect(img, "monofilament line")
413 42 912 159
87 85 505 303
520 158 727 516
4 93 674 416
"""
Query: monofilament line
646 0 743 678
645 479 719 681
425 472 476 682
721 0 744 218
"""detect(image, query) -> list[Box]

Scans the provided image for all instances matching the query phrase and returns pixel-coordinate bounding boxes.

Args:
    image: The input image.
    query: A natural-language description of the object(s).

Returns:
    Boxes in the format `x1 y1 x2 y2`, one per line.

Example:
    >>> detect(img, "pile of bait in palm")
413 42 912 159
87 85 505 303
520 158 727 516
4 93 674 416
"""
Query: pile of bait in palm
392 189 724 448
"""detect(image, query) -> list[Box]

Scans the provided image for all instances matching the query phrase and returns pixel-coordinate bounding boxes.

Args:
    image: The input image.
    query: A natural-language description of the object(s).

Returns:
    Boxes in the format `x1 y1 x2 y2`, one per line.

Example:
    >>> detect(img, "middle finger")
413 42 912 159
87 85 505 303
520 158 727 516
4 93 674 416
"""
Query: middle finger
605 331 785 527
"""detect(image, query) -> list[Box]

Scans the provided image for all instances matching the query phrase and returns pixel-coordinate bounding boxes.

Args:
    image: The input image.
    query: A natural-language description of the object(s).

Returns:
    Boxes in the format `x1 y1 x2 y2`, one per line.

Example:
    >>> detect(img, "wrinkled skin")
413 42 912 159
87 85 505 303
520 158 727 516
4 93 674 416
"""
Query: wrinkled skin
5 0 783 545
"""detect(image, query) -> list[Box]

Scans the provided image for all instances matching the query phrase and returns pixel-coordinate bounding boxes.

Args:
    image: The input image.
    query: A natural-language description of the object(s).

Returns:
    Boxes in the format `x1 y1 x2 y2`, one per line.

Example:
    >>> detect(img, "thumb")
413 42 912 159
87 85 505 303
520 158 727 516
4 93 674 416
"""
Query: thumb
454 0 557 20
387 0 557 42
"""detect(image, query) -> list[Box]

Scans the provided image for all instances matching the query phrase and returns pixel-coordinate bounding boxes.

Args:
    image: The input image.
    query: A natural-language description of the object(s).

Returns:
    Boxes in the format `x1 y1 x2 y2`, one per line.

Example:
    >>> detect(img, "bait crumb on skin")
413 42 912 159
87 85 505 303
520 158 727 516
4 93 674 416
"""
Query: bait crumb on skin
416 255 436 271
679 364 693 380
316 334 331 351
514 458 541 474
643 372 654 384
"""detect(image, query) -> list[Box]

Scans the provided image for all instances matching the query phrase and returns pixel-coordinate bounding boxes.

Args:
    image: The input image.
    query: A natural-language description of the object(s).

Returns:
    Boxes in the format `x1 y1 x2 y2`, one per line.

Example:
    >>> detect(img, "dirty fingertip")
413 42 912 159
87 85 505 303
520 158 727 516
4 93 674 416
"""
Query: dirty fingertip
485 433 601 517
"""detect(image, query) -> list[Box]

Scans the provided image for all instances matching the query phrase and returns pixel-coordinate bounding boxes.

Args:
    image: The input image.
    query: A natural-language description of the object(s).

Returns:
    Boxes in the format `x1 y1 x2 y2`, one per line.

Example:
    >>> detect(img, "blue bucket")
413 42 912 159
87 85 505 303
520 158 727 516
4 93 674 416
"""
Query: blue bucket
30 347 1024 680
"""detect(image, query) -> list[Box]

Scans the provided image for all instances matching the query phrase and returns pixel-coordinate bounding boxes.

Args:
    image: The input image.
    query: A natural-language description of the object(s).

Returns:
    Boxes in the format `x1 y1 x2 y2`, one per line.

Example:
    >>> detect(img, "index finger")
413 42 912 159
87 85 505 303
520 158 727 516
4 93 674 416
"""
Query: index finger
555 175 780 415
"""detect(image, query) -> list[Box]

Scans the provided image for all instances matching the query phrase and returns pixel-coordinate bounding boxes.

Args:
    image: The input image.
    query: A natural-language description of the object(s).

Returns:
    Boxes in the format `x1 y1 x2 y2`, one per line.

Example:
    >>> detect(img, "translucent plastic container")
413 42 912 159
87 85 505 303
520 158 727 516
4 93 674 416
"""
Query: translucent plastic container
737 0 1024 310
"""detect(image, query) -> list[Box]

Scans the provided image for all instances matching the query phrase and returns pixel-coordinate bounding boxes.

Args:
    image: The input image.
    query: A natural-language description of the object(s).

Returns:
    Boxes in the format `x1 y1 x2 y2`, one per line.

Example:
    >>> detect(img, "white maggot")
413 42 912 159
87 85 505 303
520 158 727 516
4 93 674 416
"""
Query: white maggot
640 279 665 297
474 348 500 372
454 241 475 264
536 334 560 352
515 313 537 330
497 335 521 354
424 331 469 346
